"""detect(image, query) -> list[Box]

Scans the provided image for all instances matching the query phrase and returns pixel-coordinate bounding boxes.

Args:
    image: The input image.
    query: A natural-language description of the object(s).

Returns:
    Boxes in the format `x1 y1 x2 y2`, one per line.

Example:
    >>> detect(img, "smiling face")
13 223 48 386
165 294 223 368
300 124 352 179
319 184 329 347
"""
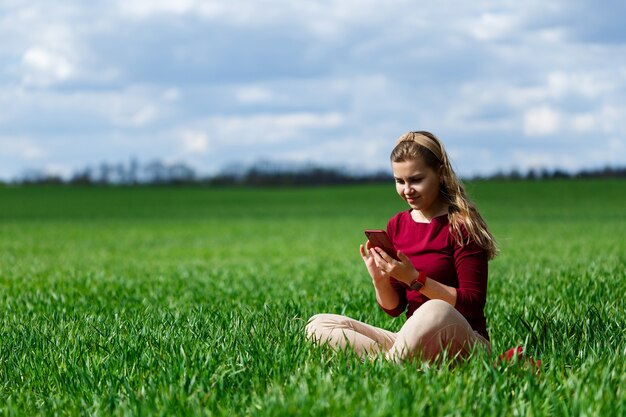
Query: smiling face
392 157 444 219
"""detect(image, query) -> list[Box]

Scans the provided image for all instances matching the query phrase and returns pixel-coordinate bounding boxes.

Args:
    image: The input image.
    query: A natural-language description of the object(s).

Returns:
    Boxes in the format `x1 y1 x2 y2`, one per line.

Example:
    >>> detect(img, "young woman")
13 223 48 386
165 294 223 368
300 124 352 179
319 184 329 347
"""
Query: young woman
306 131 498 363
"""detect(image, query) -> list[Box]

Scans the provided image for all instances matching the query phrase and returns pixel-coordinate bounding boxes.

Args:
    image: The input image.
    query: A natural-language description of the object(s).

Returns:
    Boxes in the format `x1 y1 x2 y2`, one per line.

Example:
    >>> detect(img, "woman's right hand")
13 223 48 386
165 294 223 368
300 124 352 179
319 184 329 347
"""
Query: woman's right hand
360 240 390 285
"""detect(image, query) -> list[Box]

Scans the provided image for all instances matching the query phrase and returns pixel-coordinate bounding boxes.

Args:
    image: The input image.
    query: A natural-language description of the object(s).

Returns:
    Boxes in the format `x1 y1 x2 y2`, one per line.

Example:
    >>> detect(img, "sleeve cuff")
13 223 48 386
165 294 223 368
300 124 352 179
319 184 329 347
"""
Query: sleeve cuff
378 300 405 317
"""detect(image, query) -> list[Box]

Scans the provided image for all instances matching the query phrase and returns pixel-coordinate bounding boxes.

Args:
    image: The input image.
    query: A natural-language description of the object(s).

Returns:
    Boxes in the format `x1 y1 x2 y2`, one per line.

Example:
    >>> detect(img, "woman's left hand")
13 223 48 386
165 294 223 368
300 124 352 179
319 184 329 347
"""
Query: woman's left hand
369 247 418 285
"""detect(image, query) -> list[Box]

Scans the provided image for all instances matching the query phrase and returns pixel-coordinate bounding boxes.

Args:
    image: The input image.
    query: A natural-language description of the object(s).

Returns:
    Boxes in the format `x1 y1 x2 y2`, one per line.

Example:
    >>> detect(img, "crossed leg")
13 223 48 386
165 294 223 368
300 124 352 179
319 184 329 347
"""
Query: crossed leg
305 300 490 362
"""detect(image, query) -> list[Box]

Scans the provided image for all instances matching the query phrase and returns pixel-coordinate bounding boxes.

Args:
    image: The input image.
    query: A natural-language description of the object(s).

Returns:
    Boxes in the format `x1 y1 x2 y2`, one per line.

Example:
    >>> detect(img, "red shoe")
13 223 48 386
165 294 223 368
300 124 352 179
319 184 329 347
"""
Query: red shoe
499 346 541 373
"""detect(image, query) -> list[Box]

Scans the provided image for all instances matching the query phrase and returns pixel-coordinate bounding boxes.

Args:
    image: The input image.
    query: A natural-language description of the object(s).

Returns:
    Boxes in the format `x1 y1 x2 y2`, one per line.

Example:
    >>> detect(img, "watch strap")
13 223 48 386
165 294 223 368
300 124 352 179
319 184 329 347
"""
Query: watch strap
409 270 427 291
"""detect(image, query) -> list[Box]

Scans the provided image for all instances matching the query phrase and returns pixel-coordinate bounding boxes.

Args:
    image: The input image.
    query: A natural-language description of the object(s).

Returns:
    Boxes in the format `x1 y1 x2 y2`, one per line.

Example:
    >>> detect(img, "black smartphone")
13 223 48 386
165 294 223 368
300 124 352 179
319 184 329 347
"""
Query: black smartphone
364 229 399 260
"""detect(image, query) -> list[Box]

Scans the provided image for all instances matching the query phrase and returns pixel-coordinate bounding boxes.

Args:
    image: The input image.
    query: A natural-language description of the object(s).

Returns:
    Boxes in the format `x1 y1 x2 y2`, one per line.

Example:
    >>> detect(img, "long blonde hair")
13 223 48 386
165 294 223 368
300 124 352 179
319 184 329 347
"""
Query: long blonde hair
390 131 498 260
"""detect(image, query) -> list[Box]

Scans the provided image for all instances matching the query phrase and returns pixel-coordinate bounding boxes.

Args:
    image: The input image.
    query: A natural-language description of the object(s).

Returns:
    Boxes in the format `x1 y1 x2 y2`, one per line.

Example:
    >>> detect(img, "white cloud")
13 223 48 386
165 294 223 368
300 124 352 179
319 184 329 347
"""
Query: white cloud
235 86 274 104
570 113 597 133
0 137 46 160
546 71 615 99
114 0 410 33
118 0 197 17
597 105 624 134
511 150 580 172
268 135 389 172
469 12 520 41
128 105 158 127
468 71 618 110
21 46 74 86
534 27 568 43
206 112 345 145
446 146 496 175
524 106 562 136
178 129 210 154
95 89 166 128
162 88 181 101
548 105 626 137
1 4 116 87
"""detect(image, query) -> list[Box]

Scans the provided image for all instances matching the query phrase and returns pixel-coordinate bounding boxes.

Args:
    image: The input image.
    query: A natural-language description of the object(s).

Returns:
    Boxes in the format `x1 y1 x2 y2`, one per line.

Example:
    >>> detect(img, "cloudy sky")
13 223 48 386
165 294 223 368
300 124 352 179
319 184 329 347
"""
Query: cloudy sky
1 0 625 180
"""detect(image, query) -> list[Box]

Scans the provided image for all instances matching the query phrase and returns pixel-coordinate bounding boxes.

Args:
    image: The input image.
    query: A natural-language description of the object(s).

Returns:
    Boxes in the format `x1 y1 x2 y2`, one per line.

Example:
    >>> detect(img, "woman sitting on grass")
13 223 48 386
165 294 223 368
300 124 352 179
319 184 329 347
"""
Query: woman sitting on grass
306 131 498 363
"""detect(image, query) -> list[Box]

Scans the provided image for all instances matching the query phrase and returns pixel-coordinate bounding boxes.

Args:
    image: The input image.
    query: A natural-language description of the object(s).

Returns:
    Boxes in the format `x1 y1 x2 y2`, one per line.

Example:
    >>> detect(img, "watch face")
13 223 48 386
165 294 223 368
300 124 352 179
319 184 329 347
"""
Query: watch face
410 281 423 291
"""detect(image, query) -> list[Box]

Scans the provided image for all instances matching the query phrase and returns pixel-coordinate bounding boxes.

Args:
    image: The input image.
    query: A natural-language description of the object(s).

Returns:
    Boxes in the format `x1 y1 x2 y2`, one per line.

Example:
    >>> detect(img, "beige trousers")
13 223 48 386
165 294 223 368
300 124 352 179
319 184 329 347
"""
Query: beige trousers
305 299 491 362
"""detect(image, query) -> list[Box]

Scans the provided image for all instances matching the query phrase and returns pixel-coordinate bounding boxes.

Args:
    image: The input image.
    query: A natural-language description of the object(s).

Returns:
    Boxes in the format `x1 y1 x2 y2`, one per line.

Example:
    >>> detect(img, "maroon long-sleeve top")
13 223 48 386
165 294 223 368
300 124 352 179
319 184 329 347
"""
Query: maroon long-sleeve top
380 210 489 340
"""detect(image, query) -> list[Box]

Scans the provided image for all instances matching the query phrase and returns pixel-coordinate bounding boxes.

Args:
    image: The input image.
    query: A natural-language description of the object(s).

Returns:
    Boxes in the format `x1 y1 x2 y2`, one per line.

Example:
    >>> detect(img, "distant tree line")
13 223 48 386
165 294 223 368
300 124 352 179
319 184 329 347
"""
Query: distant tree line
471 166 626 181
5 159 626 187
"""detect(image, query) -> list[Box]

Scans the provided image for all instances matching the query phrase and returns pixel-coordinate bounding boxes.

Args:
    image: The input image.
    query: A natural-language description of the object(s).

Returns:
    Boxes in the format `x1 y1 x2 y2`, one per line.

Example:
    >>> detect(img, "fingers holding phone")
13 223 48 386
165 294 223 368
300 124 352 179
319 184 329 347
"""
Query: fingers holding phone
370 246 394 272
364 230 399 261
360 241 389 283
371 247 417 285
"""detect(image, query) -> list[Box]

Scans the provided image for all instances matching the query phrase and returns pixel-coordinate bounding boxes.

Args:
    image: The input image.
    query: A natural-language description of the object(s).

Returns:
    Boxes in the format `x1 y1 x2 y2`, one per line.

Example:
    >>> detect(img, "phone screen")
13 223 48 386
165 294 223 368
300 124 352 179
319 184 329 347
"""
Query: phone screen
364 229 399 260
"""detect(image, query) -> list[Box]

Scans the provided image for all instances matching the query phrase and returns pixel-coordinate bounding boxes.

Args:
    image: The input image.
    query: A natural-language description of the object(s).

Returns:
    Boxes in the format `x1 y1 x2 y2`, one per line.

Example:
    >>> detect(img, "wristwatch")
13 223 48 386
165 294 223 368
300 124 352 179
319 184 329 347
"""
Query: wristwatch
409 270 427 291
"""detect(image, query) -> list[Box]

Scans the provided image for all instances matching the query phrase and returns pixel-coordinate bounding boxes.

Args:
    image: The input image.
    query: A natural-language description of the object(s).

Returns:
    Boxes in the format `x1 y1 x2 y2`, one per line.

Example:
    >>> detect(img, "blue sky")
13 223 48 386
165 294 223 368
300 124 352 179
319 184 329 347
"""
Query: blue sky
1 0 625 180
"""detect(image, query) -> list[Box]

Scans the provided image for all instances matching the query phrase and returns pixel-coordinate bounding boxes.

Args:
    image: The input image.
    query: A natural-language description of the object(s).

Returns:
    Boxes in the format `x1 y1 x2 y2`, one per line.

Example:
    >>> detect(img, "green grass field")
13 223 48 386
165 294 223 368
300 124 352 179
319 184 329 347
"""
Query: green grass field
1 180 625 416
